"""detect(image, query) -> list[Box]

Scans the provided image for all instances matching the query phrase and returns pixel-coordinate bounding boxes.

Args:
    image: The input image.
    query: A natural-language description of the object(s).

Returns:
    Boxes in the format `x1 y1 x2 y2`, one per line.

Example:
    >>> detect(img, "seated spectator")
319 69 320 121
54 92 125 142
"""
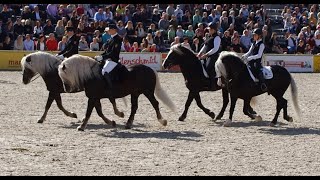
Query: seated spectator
191 38 201 53
296 39 306 54
13 18 24 40
129 42 140 52
193 30 204 48
149 44 157 52
23 19 33 38
43 19 55 36
176 25 184 39
171 37 180 46
270 32 284 54
184 25 195 41
23 34 34 51
117 20 127 38
33 20 43 39
102 27 111 45
122 8 132 25
35 35 47 51
151 8 161 28
104 6 114 24
93 30 103 48
146 33 154 46
240 29 252 53
21 6 33 20
181 10 193 29
141 42 149 52
305 43 312 54
79 35 90 51
135 22 146 44
147 23 157 37
2 36 12 50
286 32 296 54
55 20 65 41
154 30 165 52
181 36 191 50
121 36 131 52
58 36 67 51
167 25 176 43
94 8 106 22
193 9 202 28
158 13 170 37
32 5 45 22
132 8 143 27
221 30 231 51
169 15 179 31
14 35 24 50
47 4 59 23
90 37 100 51
230 36 242 53
46 33 58 51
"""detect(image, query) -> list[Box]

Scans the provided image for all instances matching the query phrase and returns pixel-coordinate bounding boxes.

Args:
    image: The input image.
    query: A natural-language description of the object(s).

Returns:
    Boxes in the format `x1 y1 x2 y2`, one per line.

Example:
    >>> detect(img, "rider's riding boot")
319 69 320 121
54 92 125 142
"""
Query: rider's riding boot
258 71 268 92
103 72 114 98
209 71 216 89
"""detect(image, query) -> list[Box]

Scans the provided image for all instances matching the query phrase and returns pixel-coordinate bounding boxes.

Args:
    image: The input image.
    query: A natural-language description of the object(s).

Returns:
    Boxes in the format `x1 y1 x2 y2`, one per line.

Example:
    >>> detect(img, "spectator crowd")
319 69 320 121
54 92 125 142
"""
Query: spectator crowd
1 4 320 55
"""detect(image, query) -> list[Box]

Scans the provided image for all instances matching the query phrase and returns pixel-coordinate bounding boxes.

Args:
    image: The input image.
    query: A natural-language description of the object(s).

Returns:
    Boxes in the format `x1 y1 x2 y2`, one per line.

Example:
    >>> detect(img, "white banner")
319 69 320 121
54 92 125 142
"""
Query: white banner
265 55 313 73
119 53 161 71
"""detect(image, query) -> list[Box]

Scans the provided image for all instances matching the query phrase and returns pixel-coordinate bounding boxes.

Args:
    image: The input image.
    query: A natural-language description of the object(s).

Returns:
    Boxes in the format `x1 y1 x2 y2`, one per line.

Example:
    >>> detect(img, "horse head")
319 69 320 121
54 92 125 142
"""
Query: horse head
21 52 61 84
162 44 198 70
215 51 246 86
58 55 99 93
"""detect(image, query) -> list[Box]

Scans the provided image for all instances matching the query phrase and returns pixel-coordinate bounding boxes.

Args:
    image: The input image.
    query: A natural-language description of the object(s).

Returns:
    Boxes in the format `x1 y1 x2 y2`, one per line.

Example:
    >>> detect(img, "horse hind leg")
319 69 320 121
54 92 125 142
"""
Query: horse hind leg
282 98 293 122
109 98 124 118
270 97 285 127
95 99 116 127
37 92 55 123
125 94 139 129
144 91 167 127
55 93 77 119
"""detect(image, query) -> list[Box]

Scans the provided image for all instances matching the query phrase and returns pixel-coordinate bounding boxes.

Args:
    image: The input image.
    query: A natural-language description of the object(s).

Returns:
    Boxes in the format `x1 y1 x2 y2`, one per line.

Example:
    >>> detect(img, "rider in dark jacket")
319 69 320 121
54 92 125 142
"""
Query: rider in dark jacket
56 26 79 59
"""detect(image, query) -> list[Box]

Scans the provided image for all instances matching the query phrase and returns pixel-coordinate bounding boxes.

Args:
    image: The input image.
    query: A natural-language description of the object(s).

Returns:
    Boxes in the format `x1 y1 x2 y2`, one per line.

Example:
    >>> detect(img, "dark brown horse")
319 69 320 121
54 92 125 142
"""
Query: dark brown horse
58 54 176 130
21 51 124 124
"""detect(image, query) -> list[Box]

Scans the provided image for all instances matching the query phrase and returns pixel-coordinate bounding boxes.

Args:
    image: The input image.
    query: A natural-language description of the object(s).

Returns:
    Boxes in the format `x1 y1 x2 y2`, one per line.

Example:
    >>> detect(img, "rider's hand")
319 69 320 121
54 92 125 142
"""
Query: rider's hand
201 54 208 59
196 53 202 59
56 54 64 60
95 55 103 61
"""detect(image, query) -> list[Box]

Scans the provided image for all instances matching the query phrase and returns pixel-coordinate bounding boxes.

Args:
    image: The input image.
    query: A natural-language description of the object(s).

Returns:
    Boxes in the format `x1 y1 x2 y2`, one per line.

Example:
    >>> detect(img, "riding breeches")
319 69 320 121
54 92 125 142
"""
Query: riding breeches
248 59 263 76
102 59 118 75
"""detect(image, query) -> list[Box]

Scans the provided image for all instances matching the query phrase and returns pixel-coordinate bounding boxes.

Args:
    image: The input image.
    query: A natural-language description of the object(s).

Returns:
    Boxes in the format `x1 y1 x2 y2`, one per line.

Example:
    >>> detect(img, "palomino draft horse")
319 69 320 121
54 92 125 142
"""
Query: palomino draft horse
162 44 257 122
21 51 124 123
215 51 301 126
58 54 176 131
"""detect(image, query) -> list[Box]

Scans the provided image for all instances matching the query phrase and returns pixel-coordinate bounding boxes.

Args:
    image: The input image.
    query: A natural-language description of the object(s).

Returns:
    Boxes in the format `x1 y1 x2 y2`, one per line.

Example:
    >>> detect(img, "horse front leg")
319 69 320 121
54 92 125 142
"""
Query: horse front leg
224 95 238 127
216 88 229 120
194 93 216 120
179 91 194 121
109 98 124 118
95 99 116 127
125 94 139 129
55 93 77 119
77 98 95 131
37 92 55 123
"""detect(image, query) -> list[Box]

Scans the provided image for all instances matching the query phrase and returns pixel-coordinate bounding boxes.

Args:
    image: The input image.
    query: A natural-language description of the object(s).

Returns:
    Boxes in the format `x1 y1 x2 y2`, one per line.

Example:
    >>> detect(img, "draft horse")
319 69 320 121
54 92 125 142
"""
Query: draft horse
162 44 257 122
21 51 124 123
215 51 301 126
58 54 176 130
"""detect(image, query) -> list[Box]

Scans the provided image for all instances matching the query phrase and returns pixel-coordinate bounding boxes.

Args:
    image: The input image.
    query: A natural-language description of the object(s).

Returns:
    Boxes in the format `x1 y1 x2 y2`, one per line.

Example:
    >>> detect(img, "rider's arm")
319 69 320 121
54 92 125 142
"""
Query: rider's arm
206 36 221 56
247 43 265 61
198 44 207 55
243 43 254 57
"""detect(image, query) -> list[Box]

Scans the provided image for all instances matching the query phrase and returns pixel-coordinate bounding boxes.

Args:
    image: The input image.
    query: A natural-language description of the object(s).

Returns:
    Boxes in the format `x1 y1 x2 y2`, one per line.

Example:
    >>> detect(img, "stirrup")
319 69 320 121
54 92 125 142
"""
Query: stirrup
260 83 268 92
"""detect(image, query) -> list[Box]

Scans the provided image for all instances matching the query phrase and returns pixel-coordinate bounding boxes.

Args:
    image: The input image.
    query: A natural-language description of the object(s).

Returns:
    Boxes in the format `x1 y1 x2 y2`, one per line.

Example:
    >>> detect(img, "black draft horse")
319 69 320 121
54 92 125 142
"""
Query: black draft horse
58 54 176 131
21 51 124 123
215 51 301 126
162 44 257 122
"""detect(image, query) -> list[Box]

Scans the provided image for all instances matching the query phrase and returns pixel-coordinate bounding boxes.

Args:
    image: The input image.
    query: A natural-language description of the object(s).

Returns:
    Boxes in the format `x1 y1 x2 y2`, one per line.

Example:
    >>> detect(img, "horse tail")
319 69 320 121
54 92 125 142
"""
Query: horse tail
290 74 301 120
152 69 177 112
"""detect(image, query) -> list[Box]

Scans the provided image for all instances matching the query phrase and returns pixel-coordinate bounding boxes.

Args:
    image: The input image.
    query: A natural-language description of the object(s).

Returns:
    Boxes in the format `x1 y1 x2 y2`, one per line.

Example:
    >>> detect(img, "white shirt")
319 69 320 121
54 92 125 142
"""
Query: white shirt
244 39 265 61
111 33 118 38
198 35 221 56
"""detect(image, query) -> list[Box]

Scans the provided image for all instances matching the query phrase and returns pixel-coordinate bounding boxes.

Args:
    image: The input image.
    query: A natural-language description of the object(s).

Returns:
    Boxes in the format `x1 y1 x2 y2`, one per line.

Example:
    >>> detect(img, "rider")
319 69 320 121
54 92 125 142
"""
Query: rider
197 22 221 88
94 23 122 98
242 28 267 92
56 26 79 60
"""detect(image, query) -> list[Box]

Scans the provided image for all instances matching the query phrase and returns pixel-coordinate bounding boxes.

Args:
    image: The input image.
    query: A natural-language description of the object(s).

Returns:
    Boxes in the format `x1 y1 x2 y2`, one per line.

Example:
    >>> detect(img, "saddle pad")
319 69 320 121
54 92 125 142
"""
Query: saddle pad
102 60 118 75
247 65 273 82
200 60 209 78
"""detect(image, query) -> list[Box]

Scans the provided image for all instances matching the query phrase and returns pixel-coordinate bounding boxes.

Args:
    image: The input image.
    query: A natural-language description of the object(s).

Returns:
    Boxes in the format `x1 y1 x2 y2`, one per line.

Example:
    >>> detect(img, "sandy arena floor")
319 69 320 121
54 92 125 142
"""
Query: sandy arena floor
0 71 319 176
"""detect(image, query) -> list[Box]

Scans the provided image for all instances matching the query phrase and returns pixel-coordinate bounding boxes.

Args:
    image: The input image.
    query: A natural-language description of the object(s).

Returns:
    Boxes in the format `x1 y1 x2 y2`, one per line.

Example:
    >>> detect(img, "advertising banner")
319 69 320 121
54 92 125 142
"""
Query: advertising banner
265 55 313 73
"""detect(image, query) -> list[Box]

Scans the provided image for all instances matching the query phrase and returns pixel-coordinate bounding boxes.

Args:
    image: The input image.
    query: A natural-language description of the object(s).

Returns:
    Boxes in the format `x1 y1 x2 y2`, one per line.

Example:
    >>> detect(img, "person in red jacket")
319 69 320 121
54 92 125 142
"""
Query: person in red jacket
46 33 58 51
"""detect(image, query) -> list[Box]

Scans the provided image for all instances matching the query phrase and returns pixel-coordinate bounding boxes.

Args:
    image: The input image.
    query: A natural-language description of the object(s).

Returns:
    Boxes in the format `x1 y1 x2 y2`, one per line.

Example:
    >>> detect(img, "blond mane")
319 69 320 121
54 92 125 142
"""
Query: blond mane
215 51 240 78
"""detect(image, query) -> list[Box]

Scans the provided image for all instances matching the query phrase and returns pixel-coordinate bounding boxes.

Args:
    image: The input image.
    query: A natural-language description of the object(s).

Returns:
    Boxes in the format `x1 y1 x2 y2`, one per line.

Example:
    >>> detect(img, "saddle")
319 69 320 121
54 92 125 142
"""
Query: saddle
247 65 273 82
107 64 129 83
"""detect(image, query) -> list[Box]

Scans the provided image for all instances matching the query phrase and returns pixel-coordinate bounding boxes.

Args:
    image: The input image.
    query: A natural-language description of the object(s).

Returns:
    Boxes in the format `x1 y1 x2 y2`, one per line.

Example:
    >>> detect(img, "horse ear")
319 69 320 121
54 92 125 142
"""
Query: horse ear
26 56 31 63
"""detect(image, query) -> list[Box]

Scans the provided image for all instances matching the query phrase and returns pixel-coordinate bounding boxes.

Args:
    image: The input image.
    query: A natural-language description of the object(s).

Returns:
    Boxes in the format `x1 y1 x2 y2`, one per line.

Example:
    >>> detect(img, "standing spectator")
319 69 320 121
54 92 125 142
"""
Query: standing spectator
13 18 24 39
14 35 24 50
158 13 170 37
33 20 43 39
166 4 175 18
43 19 55 36
90 37 100 51
55 20 65 41
35 35 47 51
58 35 67 51
46 33 58 51
23 34 34 51
154 30 165 52
151 8 161 28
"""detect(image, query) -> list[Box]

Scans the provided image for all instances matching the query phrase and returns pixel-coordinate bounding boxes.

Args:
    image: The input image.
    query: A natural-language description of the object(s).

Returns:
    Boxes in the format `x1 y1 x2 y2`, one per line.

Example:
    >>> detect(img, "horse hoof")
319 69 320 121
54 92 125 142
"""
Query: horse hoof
215 114 223 121
37 119 44 123
287 117 293 122
269 122 276 127
209 112 215 120
160 120 167 126
77 126 85 131
254 115 263 122
70 112 77 118
125 124 132 129
119 112 125 118
178 116 186 121
223 119 232 127
111 121 116 127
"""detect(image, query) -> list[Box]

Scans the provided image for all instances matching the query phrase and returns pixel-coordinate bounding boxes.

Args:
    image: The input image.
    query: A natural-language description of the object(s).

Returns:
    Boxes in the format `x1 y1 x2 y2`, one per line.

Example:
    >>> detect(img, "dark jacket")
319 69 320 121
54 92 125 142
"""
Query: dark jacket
101 33 122 63
58 34 79 58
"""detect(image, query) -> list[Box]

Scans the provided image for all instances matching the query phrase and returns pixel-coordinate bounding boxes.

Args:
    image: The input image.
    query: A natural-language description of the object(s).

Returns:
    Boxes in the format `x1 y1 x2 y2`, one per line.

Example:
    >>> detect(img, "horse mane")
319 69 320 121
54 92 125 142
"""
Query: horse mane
21 51 61 75
215 51 242 78
59 55 101 88
170 44 198 59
